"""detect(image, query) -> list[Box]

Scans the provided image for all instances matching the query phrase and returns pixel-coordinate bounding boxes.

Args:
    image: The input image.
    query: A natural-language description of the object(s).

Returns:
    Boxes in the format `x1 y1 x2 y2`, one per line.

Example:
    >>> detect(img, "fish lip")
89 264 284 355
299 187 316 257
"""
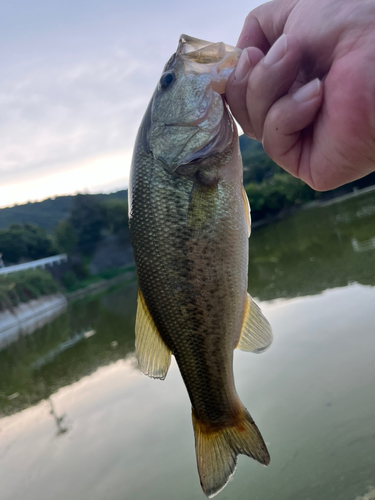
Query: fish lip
177 34 214 55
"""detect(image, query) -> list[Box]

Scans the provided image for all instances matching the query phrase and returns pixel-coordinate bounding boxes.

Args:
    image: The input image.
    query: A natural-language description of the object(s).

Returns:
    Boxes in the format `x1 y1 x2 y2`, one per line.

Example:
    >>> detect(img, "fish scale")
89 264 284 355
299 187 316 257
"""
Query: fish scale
129 34 273 498
131 137 246 420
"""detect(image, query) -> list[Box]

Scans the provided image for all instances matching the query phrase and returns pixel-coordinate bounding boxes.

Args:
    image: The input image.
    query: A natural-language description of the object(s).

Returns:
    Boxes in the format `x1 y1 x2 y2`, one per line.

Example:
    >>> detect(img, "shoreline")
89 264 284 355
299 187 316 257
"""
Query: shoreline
65 271 135 302
252 185 375 229
0 293 68 350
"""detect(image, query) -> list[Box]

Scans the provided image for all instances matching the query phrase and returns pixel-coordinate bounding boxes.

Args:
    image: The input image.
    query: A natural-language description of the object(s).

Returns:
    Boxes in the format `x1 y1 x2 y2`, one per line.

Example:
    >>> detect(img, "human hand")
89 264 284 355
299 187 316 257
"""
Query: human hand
226 0 375 191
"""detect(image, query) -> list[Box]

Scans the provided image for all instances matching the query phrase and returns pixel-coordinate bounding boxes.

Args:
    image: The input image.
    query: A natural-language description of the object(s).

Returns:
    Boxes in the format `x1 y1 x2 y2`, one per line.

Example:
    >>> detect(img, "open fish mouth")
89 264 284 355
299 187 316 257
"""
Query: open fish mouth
148 35 241 170
177 34 242 94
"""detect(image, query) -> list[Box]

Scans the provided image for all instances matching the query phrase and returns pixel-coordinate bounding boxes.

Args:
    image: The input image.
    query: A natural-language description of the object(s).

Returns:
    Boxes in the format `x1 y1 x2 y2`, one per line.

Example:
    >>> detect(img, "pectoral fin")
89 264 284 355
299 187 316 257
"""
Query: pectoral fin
135 290 171 379
236 293 273 353
241 186 251 238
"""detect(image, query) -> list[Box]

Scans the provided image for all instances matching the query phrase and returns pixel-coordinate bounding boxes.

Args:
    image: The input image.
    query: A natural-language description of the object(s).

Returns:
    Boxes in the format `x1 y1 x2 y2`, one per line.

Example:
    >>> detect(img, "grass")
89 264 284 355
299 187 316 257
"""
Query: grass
0 269 60 311
62 265 135 293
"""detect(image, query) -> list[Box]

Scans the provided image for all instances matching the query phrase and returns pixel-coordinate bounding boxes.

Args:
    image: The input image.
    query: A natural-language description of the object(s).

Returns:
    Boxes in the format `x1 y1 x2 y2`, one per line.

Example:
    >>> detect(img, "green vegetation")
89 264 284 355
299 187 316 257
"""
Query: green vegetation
62 265 134 293
102 198 129 243
0 193 129 268
1 136 375 277
0 192 132 307
54 194 129 257
53 195 131 290
0 190 127 232
0 269 59 311
0 223 57 264
245 173 316 220
240 135 375 222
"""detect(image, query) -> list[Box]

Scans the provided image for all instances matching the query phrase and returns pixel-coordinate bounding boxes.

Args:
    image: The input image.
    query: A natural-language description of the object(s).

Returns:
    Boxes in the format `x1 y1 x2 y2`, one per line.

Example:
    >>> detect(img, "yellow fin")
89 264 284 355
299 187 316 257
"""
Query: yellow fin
135 290 171 379
241 186 251 238
192 407 269 498
237 293 273 353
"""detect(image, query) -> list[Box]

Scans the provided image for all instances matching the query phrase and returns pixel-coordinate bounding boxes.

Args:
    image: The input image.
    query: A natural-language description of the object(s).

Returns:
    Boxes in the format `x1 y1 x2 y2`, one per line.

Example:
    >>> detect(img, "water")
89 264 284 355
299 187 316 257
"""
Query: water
1 192 375 500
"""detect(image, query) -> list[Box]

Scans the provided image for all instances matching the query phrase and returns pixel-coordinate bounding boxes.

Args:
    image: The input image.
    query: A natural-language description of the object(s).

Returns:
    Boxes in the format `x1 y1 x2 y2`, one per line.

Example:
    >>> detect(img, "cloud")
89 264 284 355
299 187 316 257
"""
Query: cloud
0 51 150 185
0 150 133 208
0 0 264 207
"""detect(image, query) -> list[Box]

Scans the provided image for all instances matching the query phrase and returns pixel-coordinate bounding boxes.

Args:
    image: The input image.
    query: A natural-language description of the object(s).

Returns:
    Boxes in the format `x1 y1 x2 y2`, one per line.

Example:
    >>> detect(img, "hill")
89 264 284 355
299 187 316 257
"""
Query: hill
0 190 127 232
239 134 375 195
2 135 375 232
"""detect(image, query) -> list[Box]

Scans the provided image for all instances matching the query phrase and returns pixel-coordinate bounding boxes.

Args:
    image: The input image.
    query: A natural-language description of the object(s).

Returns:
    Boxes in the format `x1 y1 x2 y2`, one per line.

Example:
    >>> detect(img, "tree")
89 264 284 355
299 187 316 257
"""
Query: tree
69 195 105 255
102 199 129 242
54 221 78 254
0 223 56 264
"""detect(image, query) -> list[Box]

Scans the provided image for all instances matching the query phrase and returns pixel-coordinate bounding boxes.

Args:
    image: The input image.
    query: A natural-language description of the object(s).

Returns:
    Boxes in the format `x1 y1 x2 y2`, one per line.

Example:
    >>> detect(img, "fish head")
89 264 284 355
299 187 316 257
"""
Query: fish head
148 35 242 171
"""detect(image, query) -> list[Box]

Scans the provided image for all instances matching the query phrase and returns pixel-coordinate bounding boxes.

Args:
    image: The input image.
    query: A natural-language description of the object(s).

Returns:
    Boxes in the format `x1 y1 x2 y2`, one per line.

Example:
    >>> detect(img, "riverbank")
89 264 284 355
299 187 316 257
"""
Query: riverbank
0 293 68 350
0 268 60 311
0 265 136 350
65 270 136 302
252 185 375 229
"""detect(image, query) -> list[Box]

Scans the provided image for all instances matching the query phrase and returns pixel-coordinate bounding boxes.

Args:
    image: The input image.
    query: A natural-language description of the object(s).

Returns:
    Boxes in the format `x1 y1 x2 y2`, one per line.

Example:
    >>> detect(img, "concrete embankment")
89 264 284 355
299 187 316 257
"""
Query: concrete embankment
0 294 68 350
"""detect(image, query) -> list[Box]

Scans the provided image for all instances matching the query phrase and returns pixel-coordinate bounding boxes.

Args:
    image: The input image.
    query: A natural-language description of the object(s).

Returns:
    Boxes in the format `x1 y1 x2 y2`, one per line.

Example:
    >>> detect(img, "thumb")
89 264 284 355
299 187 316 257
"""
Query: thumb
237 0 299 50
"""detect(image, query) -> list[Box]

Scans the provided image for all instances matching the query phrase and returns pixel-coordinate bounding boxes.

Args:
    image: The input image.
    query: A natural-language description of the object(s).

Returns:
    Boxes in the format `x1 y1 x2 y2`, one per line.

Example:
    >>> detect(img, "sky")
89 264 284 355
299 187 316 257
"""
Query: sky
0 0 264 208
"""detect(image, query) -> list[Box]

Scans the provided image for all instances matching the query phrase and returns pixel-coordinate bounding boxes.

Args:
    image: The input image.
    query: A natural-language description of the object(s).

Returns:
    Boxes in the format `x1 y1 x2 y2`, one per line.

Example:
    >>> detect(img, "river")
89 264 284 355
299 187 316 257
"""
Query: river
0 191 375 500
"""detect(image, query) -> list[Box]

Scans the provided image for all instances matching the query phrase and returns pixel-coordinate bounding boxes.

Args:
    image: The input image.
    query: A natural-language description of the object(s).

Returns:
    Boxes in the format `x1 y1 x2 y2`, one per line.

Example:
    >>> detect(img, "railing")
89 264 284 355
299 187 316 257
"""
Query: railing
0 254 68 275
351 237 375 253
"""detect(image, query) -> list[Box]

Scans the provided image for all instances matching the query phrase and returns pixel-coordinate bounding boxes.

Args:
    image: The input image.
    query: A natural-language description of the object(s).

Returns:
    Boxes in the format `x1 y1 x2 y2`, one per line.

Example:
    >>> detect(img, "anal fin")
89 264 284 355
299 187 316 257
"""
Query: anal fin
135 290 171 379
237 293 273 353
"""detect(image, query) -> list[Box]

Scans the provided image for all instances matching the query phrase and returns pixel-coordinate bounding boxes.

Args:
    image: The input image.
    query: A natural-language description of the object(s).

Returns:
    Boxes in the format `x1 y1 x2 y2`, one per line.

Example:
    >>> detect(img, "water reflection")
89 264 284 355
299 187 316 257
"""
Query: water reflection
248 191 375 300
0 284 137 417
1 192 375 500
48 397 68 436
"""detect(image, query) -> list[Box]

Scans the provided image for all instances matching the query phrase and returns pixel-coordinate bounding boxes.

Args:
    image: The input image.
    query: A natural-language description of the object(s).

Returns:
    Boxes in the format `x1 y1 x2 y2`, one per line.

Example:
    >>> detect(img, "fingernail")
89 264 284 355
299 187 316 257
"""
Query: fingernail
264 34 287 65
293 78 321 102
234 49 251 81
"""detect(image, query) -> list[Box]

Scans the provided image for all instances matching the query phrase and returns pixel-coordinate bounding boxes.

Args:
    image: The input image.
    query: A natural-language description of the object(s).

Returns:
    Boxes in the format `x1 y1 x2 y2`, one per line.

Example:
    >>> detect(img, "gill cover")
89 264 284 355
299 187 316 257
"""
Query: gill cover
149 35 242 171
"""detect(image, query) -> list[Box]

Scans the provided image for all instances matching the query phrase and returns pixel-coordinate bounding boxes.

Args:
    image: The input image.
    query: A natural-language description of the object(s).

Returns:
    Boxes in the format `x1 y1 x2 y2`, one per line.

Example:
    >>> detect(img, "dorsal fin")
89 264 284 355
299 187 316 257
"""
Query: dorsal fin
236 293 273 353
135 290 172 379
241 186 251 237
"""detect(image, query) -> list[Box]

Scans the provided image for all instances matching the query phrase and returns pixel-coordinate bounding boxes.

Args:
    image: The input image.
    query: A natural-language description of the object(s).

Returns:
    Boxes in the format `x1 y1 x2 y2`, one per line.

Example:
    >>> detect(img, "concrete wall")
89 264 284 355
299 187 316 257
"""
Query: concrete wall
0 294 68 351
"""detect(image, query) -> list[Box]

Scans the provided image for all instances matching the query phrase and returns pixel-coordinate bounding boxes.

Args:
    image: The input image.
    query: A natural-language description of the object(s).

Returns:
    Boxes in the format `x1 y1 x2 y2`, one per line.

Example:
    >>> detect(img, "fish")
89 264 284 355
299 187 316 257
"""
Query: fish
128 34 273 498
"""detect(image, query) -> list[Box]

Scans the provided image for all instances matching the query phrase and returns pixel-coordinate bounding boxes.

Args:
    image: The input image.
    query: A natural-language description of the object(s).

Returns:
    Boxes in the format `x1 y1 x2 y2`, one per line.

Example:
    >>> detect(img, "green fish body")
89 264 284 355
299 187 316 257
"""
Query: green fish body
129 35 272 498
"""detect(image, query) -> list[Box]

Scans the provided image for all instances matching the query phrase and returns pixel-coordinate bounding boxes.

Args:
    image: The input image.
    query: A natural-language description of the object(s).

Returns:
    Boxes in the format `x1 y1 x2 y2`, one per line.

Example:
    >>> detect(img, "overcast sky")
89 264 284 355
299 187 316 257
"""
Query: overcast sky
0 0 264 208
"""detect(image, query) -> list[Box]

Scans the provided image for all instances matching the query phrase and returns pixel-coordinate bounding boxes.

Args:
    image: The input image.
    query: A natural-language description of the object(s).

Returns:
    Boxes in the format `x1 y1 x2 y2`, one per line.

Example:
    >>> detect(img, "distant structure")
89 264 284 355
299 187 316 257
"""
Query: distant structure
0 254 68 276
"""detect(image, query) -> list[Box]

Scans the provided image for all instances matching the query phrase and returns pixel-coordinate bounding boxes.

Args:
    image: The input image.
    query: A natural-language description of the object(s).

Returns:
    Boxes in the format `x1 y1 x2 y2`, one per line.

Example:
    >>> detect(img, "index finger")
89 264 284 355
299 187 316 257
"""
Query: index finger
237 0 298 50
237 11 271 51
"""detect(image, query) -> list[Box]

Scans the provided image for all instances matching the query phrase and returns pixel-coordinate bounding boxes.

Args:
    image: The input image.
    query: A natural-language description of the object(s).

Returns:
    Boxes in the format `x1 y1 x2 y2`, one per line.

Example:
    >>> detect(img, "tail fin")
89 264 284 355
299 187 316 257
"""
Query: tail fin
192 408 270 498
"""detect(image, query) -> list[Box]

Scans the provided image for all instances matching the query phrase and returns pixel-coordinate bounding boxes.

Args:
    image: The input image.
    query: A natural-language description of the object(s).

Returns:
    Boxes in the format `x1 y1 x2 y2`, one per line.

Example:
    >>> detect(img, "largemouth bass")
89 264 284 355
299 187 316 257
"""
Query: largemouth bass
129 34 273 498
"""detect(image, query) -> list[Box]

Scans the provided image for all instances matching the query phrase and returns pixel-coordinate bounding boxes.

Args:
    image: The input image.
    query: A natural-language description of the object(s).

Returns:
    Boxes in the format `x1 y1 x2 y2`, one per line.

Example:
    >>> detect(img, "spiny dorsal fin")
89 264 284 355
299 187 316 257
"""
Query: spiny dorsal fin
135 290 171 379
241 186 251 238
236 293 273 353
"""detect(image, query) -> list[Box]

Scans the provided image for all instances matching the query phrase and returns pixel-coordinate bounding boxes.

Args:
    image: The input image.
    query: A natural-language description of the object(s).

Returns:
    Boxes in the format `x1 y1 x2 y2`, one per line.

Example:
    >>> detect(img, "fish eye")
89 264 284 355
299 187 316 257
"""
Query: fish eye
159 71 175 90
